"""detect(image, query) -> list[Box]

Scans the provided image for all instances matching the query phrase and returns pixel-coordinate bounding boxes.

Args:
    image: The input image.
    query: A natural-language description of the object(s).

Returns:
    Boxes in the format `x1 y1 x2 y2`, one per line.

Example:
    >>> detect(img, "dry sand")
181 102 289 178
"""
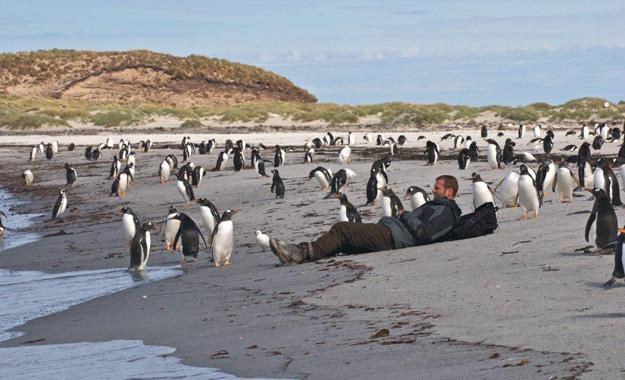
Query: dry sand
0 128 621 378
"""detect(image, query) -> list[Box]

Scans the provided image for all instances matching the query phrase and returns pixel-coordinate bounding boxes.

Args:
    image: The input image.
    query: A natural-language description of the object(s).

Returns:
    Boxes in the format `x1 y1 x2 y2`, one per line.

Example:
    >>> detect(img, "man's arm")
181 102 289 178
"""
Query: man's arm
401 204 456 242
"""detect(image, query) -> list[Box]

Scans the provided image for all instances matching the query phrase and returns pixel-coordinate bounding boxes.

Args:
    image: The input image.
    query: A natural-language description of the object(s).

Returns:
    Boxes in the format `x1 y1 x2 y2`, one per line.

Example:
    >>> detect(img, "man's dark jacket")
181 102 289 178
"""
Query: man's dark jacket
378 198 462 249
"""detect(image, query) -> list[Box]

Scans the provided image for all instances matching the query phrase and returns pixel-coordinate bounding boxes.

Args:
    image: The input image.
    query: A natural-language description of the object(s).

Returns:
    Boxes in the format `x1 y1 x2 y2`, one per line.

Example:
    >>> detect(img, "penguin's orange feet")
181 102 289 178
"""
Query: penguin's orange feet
519 213 528 221
224 259 230 266
214 261 221 268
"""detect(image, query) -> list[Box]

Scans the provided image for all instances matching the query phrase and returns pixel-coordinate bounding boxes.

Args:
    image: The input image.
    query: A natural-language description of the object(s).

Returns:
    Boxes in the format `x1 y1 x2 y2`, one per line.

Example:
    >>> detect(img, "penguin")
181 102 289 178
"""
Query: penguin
543 134 554 154
552 161 577 203
110 177 120 197
209 209 240 267
366 168 383 205
51 189 67 219
206 139 216 154
119 146 129 161
117 172 130 198
159 159 171 184
195 198 220 237
388 142 398 156
376 134 384 146
309 166 333 191
472 172 495 209
596 161 622 206
256 230 270 252
84 146 93 160
616 158 625 191
233 148 245 171
312 137 323 148
328 168 357 195
371 156 391 183
485 139 502 169
364 133 373 144
603 225 625 288
503 138 515 164
172 213 207 262
457 148 472 170
397 135 407 146
535 161 556 197
338 146 352 164
599 123 609 140
403 186 430 210
0 211 6 239
453 135 465 150
45 144 53 160
347 131 355 146
162 206 181 251
191 166 205 187
563 144 577 152
304 146 315 163
271 169 286 199
22 169 34 187
481 124 488 138
52 140 59 153
493 171 519 208
29 146 37 161
127 152 136 167
585 188 618 252
122 162 135 185
121 206 140 244
109 156 121 179
183 142 193 162
65 163 77 187
274 145 285 167
425 141 439 165
441 133 455 141
236 139 246 151
580 124 590 140
252 149 270 177
166 154 178 169
176 173 194 206
380 187 404 217
592 135 604 150
38 142 44 154
329 193 362 223
565 130 576 136
517 124 525 139
214 151 228 171
517 165 542 220
533 124 541 138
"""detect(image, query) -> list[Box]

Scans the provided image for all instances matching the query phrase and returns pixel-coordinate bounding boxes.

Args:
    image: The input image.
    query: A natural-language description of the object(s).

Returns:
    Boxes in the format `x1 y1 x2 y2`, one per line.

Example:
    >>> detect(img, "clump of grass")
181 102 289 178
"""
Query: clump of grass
90 111 138 127
180 119 205 128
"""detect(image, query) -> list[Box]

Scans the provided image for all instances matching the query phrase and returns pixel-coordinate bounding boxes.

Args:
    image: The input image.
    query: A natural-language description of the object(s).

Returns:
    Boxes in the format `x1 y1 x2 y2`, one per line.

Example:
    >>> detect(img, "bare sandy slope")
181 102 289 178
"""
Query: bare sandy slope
0 128 620 378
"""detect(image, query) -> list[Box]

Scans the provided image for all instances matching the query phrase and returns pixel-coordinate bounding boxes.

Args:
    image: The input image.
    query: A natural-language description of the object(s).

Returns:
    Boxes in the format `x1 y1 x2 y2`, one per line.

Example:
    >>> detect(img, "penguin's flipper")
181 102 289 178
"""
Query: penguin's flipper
173 229 182 252
552 175 557 193
585 209 597 243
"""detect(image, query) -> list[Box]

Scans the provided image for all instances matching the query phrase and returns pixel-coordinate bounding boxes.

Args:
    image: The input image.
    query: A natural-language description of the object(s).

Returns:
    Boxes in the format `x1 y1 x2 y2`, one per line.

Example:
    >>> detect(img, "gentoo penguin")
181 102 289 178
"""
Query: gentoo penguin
176 173 194 206
453 135 465 150
327 168 356 195
191 166 205 187
22 169 34 187
304 146 315 163
517 165 542 220
599 123 609 140
312 137 323 148
603 225 625 288
366 168 384 205
233 148 245 171
52 140 58 153
45 144 53 160
166 154 178 169
329 193 362 223
616 158 625 191
51 189 67 219
127 152 136 167
380 187 404 217
503 138 515 164
376 134 384 146
472 172 495 209
0 211 6 238
533 124 541 137
109 156 122 179
592 135 604 150
594 160 622 206
581 124 590 140
565 130 576 136
173 213 207 262
425 141 439 165
252 149 270 177
214 151 228 171
224 139 234 154
485 139 502 169
494 171 519 207
159 159 171 184
481 124 488 138
122 162 135 184
364 133 373 144
65 163 77 187
236 139 246 151
162 206 180 251
256 230 270 252
119 146 129 161
38 142 44 154
543 134 554 154
29 146 37 161
535 161 556 197
517 124 525 139
309 166 333 191
563 144 577 152
117 172 130 198
195 198 220 238
457 148 472 170
585 188 618 252
347 131 355 146
397 135 407 145
388 142 398 156
553 162 577 203
210 209 240 267
338 146 352 164
404 186 430 210
121 206 140 245
371 156 391 182
271 169 286 199
274 145 286 167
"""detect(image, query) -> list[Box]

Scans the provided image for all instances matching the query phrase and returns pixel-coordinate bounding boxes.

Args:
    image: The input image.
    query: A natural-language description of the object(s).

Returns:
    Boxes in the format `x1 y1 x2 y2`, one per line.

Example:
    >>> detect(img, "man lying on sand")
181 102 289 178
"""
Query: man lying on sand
269 175 463 265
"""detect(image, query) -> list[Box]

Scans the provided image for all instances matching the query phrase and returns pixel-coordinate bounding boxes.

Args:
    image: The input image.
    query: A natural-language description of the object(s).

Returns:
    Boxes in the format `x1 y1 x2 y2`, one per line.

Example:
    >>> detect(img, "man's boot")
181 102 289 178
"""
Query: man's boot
269 238 311 265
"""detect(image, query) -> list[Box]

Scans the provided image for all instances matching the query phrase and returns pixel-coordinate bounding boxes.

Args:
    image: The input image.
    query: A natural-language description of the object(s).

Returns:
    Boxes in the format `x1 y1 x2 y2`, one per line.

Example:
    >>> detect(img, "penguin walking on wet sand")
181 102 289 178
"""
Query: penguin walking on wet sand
309 166 333 191
173 213 207 262
553 161 577 203
29 146 37 161
271 169 285 199
274 145 286 167
51 189 67 219
45 144 53 160
252 149 271 177
122 162 135 185
503 138 515 164
366 168 384 205
195 198 220 238
485 139 502 169
404 186 431 210
493 171 519 208
304 146 315 163
214 151 228 171
191 166 205 187
603 225 625 288
210 209 240 267
517 165 542 220
586 188 618 253
327 168 357 195
22 169 34 187
176 173 194 206
121 206 140 244
425 141 439 165
380 187 404 217
338 146 352 164
518 124 525 139
162 206 180 251
329 193 361 223
159 159 171 184
128 222 156 272
65 163 77 187
472 172 495 209
233 148 245 172
117 172 131 198
109 156 122 179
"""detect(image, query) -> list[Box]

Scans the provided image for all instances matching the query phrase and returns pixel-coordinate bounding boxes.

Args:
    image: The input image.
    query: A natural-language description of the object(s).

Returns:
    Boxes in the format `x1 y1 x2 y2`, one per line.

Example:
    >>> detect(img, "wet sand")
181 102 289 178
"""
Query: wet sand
0 129 619 378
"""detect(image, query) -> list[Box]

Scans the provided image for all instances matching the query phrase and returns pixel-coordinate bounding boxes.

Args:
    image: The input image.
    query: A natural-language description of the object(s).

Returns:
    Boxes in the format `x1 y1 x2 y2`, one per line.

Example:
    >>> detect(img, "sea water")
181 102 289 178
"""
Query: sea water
0 187 43 251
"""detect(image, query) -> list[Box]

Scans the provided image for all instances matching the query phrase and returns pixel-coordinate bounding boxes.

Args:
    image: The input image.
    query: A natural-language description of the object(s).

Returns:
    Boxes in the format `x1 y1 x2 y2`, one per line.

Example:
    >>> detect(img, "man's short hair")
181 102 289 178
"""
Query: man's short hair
436 175 459 197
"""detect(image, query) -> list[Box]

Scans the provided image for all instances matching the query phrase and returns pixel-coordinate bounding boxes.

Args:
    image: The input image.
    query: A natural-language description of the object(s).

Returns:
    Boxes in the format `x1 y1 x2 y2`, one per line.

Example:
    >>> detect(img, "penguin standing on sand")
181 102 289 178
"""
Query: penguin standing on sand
304 146 315 163
274 145 286 167
453 135 465 150
127 222 156 272
45 144 54 160
585 188 618 252
22 169 34 187
517 165 542 220
252 149 270 177
328 168 357 195
270 169 286 199
380 187 404 217
518 124 525 139
481 124 488 138
404 186 430 210
366 168 384 205
191 166 205 187
472 172 495 209
121 206 140 244
29 146 37 161
65 163 77 187
425 141 439 165
176 173 194 206
553 161 577 203
195 198 220 238
535 161 556 197
162 206 180 251
210 209 240 267
543 134 554 154
603 225 625 288
533 124 541 137
494 172 519 208
309 166 333 191
109 156 122 179
117 172 130 198
159 159 171 184
51 189 67 219
485 139 502 169
338 146 352 164
595 161 622 206
173 213 207 262
233 148 245 172
503 139 515 164
329 193 361 223
214 151 228 171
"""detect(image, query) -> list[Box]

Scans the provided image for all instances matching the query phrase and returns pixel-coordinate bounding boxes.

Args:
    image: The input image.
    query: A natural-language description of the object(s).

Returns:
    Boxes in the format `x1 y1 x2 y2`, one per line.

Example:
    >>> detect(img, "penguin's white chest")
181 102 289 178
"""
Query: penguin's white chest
518 176 539 212
213 222 234 260
410 193 427 210
177 181 188 200
58 196 67 215
200 207 217 233
122 214 136 241
119 174 129 191
140 232 152 270
594 168 605 191
339 205 348 222
164 215 180 245
473 182 494 209
556 169 574 195
499 172 519 207
487 145 498 168
314 171 329 188
542 165 556 191
381 197 392 217
533 126 541 137
618 165 625 190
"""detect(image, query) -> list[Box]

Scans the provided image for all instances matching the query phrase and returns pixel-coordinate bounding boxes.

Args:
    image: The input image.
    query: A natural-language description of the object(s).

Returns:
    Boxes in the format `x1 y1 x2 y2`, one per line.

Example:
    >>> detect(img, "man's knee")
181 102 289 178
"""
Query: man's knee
331 222 352 235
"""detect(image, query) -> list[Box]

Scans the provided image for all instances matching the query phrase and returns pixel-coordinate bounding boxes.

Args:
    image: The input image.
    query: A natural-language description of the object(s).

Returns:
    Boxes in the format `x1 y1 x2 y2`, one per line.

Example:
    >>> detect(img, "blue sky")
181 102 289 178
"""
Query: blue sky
1 0 624 105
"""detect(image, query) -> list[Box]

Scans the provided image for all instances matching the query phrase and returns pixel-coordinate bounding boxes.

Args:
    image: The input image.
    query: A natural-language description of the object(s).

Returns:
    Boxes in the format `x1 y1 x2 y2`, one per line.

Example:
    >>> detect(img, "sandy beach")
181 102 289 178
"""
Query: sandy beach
1 129 622 378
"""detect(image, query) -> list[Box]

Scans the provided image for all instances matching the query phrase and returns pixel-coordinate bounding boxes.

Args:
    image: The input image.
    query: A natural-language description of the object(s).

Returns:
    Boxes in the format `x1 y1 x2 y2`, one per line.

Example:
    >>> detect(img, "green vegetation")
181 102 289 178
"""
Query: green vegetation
0 95 624 130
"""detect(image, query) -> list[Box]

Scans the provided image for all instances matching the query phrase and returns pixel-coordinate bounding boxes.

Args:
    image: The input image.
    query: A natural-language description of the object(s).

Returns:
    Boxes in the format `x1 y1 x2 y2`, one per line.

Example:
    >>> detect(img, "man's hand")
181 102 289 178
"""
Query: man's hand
396 209 405 218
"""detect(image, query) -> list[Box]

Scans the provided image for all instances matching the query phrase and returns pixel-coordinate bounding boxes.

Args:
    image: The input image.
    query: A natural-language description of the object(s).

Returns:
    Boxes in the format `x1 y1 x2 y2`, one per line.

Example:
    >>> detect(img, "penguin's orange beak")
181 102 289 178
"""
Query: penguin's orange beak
403 192 411 200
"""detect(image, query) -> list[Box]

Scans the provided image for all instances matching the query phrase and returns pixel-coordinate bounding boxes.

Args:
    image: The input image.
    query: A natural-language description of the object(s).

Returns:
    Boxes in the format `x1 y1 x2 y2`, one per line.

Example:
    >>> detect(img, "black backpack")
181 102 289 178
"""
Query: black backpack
448 202 498 241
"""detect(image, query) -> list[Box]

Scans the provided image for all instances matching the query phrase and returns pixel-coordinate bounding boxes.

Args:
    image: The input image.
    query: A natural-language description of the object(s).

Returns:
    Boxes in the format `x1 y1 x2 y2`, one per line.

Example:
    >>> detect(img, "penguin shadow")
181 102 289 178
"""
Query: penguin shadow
576 312 625 319
128 270 148 282
584 280 625 291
